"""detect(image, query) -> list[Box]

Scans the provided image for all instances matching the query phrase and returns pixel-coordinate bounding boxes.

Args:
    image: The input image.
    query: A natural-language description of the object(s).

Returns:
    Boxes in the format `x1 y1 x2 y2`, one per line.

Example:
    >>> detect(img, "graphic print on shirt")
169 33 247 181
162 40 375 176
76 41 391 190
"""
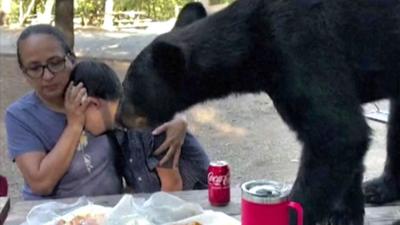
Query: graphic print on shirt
77 131 93 173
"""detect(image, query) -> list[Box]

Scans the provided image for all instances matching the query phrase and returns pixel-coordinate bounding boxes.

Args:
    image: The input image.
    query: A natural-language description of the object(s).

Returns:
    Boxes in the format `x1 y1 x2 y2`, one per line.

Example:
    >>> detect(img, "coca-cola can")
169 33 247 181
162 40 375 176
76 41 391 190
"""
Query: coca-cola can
208 160 230 206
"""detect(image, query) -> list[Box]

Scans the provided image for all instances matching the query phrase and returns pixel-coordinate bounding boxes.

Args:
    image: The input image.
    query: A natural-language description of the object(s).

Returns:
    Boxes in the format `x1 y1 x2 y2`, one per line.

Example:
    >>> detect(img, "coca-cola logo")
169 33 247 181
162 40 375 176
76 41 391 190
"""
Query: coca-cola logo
208 172 230 186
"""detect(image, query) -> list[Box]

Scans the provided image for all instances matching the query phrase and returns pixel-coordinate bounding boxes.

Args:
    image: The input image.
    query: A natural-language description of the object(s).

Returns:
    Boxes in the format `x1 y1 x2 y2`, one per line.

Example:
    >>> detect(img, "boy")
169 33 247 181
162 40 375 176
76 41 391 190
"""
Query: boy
70 60 209 193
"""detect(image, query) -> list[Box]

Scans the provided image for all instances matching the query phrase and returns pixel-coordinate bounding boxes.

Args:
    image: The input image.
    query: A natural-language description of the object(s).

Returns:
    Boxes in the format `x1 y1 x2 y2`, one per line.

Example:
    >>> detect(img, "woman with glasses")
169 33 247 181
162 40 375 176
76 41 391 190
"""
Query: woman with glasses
5 24 188 200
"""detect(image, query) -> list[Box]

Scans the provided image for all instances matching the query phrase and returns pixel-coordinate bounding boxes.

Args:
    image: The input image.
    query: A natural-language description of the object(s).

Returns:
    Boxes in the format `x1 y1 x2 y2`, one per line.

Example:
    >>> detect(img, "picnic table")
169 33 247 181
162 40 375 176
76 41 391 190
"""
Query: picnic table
1 197 10 224
112 10 152 29
3 188 400 225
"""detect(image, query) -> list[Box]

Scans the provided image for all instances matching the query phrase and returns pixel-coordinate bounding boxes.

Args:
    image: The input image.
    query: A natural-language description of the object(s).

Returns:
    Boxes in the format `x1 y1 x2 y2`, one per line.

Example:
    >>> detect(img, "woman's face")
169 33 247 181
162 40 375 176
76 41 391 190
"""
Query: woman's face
18 34 74 103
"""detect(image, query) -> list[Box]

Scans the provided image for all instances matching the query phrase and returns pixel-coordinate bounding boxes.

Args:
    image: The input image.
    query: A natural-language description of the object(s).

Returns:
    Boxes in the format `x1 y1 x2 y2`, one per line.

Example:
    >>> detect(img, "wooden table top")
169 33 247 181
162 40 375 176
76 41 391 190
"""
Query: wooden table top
3 189 400 225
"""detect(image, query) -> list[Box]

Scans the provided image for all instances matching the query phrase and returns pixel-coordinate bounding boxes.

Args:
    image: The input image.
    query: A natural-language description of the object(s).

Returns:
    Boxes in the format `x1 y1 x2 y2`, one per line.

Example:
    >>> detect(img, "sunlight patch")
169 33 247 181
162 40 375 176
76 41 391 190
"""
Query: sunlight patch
190 106 247 137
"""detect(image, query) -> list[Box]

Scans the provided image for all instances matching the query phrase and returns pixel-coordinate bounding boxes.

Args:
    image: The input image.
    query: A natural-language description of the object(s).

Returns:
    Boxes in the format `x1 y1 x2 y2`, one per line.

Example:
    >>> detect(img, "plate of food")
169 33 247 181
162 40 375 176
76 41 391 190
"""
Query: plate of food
23 193 239 225
46 204 112 225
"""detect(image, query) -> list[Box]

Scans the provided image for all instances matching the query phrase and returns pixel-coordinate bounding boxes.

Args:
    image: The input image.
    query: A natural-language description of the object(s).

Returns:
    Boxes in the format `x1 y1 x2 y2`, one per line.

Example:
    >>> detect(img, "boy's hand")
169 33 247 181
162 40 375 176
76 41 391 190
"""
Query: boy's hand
152 114 188 168
64 82 89 129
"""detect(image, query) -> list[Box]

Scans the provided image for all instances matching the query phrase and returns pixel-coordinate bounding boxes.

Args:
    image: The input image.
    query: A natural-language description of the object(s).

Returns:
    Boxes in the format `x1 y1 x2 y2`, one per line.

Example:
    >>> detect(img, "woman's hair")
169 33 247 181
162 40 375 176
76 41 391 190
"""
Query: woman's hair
16 24 75 67
70 60 122 101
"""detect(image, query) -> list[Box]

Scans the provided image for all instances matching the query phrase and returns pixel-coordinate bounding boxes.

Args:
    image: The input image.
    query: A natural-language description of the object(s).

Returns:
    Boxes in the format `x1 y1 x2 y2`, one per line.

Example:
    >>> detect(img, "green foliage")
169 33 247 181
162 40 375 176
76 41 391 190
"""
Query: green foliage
7 1 20 23
6 0 235 26
114 0 193 21
75 0 105 25
7 0 50 24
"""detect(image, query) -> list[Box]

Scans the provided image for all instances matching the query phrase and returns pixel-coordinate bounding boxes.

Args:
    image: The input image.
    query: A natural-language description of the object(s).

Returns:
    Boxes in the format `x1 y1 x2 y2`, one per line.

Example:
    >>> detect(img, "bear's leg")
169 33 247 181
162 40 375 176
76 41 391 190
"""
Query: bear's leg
326 168 365 225
290 150 366 225
363 99 400 204
276 99 370 225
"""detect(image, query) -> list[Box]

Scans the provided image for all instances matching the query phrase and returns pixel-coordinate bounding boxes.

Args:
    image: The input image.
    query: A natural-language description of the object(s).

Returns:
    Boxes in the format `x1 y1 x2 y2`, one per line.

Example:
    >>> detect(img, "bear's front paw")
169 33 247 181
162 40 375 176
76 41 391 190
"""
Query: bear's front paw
363 174 400 204
321 211 363 225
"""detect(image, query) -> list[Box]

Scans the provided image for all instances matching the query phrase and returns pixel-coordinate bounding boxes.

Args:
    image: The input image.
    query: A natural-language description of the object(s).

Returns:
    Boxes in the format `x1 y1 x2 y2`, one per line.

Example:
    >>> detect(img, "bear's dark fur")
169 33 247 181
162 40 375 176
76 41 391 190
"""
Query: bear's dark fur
174 2 207 29
120 0 400 224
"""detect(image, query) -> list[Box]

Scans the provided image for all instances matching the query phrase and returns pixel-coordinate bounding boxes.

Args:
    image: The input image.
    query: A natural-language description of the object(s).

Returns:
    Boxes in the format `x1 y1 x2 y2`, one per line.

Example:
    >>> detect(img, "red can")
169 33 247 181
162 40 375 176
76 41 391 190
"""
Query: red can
208 160 230 206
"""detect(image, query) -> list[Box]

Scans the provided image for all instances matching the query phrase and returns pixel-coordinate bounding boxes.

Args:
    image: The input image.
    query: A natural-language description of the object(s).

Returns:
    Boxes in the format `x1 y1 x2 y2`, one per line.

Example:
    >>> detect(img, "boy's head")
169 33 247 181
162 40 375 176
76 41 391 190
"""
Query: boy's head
70 60 122 135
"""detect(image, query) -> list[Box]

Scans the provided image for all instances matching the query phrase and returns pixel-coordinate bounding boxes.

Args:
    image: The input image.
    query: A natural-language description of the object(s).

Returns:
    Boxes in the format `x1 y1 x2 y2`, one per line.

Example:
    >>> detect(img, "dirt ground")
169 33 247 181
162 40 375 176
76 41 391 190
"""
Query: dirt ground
0 54 388 201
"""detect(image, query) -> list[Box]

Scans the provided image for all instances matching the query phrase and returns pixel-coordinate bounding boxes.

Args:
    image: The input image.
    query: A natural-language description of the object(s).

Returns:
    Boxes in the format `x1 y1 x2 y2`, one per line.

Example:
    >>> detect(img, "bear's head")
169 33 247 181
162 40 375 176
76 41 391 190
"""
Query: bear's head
118 2 208 127
118 1 274 127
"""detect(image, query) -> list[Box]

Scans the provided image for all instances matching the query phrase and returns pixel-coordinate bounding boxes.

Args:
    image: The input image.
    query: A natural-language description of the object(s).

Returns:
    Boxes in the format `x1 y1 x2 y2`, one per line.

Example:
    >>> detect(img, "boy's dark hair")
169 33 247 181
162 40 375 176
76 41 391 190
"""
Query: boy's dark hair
17 24 75 67
70 60 122 101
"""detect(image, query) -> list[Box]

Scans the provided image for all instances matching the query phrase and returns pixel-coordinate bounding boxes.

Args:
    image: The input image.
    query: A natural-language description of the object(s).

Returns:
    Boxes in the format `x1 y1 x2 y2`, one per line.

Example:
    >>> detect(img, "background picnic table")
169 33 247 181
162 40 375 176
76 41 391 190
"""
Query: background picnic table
112 11 152 29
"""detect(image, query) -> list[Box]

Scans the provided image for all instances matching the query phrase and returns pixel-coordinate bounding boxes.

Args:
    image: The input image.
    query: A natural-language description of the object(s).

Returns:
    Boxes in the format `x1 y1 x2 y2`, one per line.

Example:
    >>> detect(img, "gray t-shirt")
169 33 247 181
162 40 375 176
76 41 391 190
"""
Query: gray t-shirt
5 91 122 200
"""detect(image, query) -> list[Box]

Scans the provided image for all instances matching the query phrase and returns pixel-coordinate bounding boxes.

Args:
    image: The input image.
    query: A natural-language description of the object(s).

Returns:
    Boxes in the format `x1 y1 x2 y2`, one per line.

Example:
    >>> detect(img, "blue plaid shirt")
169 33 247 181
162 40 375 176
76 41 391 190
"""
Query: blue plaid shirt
112 128 209 193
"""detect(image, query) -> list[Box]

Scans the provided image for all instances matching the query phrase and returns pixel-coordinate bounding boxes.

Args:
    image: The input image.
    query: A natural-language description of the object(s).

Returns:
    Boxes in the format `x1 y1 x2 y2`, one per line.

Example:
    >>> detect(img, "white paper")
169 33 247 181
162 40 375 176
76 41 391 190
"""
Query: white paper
162 210 240 225
21 192 240 225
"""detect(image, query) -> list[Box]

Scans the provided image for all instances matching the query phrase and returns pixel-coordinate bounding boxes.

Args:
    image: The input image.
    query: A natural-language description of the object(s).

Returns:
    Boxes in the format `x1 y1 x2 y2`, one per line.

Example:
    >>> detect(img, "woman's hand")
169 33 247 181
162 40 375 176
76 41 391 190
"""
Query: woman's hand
64 82 89 130
13 82 91 195
152 114 188 168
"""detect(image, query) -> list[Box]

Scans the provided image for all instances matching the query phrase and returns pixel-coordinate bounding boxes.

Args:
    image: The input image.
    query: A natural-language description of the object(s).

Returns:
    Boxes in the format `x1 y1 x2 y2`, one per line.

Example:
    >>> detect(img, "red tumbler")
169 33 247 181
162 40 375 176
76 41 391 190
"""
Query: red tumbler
241 180 303 225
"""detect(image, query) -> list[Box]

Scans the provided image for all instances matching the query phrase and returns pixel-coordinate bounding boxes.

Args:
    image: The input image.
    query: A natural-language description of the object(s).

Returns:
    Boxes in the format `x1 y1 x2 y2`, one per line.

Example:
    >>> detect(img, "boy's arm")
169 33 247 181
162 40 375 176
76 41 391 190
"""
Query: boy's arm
156 166 183 192
152 129 184 192
152 132 209 191
152 113 187 168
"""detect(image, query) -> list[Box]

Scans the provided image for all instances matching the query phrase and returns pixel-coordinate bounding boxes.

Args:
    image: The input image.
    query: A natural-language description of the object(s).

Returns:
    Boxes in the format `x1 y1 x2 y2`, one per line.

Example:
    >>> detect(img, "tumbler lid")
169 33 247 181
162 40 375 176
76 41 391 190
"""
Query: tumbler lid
241 180 291 204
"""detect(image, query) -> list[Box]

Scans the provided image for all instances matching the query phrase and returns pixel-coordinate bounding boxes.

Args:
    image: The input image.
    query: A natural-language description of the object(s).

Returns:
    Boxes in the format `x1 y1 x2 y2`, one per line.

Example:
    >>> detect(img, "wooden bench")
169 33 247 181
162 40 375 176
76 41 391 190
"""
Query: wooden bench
112 11 152 29
0 197 10 225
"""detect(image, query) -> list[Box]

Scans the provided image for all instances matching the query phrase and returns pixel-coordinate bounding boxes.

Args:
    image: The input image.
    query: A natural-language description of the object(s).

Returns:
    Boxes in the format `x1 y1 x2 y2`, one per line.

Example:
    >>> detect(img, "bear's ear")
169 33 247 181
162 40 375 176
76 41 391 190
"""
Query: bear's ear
151 41 187 88
174 2 207 29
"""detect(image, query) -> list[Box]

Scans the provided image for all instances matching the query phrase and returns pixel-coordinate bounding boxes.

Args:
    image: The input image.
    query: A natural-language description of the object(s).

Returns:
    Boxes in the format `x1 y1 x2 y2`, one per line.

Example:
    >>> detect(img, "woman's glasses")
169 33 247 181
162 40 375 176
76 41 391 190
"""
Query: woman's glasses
22 56 67 79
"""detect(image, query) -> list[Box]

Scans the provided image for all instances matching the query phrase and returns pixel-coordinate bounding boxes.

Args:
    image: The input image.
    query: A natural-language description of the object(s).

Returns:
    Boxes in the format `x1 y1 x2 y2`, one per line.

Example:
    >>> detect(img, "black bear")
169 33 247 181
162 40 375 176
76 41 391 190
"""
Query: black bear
119 0 400 224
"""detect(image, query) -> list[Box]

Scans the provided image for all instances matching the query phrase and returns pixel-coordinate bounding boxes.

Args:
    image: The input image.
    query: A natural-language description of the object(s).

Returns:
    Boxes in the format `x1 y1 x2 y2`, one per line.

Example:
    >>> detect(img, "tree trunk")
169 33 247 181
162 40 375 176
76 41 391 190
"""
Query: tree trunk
43 0 54 20
55 0 74 49
1 0 11 14
151 0 156 19
18 0 23 24
18 0 36 26
103 0 113 29
0 0 11 25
